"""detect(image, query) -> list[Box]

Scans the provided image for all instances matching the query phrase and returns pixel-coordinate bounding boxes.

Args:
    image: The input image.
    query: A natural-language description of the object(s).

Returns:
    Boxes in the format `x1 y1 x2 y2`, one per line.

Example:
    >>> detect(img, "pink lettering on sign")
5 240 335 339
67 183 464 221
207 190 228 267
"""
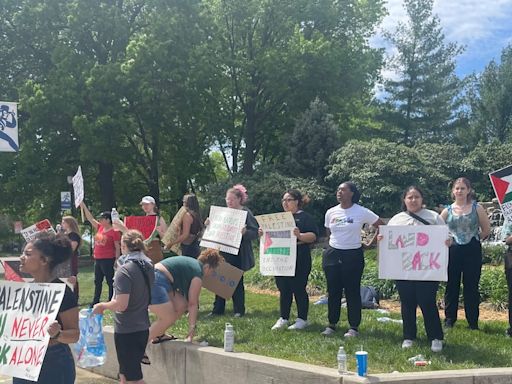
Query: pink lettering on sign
416 232 429 246
9 344 46 366
10 316 49 340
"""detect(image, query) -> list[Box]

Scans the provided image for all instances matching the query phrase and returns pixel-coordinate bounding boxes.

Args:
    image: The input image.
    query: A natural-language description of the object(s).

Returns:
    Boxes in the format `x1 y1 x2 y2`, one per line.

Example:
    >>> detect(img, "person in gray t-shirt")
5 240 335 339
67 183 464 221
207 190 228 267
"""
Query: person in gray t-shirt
94 230 155 383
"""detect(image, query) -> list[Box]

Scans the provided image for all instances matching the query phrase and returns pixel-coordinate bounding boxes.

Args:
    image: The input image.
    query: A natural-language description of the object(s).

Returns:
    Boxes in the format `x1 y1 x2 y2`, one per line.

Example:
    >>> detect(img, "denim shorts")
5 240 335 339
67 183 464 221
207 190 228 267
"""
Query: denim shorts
151 269 174 305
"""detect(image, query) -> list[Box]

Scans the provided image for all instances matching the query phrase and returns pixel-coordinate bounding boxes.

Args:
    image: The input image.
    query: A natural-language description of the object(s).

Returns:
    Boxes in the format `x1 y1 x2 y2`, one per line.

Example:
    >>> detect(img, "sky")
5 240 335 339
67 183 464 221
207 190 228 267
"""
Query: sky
374 0 512 77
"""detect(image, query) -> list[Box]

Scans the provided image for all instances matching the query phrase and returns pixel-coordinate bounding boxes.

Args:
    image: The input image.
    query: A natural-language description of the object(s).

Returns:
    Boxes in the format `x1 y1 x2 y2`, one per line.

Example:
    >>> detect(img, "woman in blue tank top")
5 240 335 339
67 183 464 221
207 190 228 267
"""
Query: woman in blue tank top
440 177 490 330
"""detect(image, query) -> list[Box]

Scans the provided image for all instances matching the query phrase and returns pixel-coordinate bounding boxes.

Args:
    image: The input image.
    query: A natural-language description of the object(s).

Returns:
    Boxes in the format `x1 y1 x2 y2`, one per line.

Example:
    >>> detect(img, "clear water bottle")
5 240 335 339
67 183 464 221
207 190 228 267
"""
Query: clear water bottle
111 208 120 223
74 308 107 367
224 323 234 352
337 346 347 374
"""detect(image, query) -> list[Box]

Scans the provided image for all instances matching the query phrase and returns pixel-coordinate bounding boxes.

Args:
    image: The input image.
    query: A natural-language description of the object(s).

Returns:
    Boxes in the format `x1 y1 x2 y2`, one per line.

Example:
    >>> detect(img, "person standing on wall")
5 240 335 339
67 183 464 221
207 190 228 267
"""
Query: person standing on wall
80 201 121 306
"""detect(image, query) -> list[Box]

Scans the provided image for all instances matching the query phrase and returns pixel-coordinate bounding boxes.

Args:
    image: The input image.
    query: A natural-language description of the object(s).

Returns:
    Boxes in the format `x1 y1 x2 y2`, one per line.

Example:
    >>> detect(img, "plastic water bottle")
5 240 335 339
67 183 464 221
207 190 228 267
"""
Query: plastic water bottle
74 309 107 367
337 346 347 374
111 208 120 223
224 323 234 352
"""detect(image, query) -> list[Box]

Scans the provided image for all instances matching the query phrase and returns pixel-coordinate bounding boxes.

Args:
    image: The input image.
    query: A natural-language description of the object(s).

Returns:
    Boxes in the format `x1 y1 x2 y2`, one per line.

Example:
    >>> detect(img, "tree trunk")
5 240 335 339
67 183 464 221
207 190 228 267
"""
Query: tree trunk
97 161 115 210
242 106 256 175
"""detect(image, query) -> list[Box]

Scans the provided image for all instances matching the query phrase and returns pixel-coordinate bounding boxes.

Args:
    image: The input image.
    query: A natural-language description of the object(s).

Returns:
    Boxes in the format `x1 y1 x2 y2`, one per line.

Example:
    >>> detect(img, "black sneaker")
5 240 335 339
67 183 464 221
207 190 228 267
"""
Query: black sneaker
444 319 454 328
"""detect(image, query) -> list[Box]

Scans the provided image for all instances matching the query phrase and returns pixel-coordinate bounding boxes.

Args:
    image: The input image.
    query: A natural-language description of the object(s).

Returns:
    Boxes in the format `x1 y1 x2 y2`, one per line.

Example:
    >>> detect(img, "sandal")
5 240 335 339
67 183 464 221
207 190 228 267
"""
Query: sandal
151 334 178 344
141 353 151 365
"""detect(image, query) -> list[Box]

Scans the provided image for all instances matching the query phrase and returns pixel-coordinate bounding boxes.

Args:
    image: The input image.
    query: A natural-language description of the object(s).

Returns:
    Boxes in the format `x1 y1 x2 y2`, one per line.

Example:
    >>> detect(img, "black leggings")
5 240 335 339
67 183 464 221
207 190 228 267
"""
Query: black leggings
92 258 115 306
275 254 311 320
323 247 364 329
444 237 482 327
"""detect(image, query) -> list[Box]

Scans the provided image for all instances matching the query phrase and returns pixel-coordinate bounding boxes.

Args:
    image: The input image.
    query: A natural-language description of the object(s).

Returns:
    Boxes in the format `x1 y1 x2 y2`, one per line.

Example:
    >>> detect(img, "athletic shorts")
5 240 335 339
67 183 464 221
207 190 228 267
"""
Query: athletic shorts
114 329 149 381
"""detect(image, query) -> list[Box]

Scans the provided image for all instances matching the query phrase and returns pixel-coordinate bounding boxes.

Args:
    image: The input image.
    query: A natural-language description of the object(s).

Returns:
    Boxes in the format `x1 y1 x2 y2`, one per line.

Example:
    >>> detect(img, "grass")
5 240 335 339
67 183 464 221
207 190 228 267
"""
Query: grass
77 263 512 374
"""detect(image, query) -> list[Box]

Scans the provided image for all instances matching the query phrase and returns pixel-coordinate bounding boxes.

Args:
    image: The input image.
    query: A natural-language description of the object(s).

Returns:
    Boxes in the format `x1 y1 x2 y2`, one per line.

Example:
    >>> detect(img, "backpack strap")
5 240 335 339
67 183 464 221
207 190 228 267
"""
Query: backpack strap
406 211 430 225
129 260 152 305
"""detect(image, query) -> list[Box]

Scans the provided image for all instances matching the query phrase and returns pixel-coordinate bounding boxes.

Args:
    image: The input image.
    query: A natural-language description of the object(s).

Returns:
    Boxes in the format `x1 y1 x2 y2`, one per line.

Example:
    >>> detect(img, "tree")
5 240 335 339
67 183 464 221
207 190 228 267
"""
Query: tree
383 0 464 145
467 45 512 144
283 98 340 182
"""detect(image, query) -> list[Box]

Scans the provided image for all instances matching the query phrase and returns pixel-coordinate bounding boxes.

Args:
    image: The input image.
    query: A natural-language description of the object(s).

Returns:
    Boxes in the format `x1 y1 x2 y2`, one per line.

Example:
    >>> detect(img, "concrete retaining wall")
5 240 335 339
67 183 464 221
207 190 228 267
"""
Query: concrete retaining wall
88 327 512 384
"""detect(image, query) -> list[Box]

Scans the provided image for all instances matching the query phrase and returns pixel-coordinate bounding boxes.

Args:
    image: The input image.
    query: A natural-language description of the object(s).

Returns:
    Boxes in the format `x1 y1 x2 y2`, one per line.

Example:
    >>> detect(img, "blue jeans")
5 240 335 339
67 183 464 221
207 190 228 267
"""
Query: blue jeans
13 343 75 384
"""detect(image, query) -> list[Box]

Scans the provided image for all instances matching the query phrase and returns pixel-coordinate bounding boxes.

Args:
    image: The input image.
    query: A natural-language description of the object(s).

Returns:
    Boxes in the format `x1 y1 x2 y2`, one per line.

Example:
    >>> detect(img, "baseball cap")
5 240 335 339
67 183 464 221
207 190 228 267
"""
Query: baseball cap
140 196 156 204
97 211 112 221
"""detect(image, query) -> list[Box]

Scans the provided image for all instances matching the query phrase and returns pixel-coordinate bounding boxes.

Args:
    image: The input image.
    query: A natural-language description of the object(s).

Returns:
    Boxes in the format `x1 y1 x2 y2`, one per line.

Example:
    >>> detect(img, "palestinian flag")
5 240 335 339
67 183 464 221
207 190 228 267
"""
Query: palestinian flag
1 259 28 281
263 230 291 256
489 165 512 221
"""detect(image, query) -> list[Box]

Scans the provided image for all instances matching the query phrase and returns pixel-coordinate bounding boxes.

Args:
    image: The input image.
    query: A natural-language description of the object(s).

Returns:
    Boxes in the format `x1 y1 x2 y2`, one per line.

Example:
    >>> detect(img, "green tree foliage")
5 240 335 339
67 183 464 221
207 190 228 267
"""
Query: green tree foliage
325 139 508 216
383 0 464 144
466 45 512 144
283 98 340 182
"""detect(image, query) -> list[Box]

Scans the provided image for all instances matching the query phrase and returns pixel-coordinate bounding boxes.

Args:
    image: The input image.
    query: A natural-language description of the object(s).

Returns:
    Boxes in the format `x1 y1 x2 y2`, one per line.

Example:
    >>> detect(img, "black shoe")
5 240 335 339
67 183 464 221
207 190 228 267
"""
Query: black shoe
468 324 479 330
506 328 512 337
444 319 455 328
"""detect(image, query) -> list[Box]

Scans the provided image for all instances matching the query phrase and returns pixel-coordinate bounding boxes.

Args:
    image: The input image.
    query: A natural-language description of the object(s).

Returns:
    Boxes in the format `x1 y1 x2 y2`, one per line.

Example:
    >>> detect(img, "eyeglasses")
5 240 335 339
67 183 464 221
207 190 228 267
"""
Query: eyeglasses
281 198 297 203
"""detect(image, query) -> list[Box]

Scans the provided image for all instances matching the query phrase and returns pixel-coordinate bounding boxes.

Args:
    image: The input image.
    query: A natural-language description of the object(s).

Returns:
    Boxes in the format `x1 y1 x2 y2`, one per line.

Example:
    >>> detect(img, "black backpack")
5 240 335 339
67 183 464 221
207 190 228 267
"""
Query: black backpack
360 286 379 309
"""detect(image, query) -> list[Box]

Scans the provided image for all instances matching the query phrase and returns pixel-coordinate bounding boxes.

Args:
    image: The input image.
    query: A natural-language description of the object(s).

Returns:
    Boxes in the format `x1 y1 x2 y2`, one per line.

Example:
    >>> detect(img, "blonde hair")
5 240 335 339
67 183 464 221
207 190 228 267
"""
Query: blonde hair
122 230 147 252
62 216 80 234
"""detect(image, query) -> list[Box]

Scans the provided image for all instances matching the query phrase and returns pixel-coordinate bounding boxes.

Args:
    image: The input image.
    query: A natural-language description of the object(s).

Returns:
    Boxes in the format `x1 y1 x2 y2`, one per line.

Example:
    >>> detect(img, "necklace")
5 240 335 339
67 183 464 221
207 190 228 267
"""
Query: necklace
453 203 467 211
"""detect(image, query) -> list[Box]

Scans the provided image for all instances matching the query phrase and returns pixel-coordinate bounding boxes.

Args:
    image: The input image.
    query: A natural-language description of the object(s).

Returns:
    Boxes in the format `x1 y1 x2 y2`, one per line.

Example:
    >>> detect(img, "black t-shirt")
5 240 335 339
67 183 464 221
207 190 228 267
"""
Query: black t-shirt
294 211 319 259
68 232 81 257
51 279 78 326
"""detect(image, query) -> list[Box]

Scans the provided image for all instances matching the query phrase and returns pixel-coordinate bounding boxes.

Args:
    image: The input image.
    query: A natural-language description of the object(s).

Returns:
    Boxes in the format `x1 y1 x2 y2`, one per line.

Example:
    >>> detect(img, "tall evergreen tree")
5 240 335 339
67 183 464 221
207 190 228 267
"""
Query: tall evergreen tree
383 0 464 145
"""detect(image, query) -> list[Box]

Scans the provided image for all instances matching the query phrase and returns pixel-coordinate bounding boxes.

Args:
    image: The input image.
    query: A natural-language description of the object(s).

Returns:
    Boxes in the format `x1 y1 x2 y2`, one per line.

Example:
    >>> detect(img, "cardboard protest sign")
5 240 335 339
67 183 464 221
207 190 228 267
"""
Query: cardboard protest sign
256 212 297 276
202 261 243 299
0 101 19 152
0 281 66 381
200 206 247 254
124 216 158 240
72 166 84 208
20 220 56 243
162 207 187 255
489 165 512 222
378 225 449 281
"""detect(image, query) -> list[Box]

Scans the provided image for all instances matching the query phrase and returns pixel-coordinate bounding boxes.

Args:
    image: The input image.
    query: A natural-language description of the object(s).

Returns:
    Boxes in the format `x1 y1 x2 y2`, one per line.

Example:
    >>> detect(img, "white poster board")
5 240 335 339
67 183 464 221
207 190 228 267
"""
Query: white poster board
20 220 57 242
200 206 247 254
72 166 84 208
0 101 19 152
0 281 66 381
256 212 297 276
378 225 449 281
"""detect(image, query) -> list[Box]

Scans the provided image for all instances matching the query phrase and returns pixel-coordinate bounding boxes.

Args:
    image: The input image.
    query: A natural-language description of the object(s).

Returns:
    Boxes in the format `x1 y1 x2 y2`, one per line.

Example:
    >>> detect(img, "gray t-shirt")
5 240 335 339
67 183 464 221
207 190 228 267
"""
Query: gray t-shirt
113 252 155 333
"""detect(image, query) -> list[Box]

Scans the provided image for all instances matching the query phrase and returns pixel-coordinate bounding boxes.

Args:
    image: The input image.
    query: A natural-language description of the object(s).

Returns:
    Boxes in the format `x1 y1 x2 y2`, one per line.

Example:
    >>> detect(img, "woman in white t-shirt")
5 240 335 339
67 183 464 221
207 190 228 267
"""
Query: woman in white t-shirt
321 182 383 337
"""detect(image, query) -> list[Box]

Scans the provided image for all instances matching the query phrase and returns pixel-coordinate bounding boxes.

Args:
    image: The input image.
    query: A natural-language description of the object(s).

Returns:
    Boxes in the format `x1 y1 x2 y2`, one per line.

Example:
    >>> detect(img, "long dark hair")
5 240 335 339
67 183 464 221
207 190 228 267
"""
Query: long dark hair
183 194 204 232
400 186 425 211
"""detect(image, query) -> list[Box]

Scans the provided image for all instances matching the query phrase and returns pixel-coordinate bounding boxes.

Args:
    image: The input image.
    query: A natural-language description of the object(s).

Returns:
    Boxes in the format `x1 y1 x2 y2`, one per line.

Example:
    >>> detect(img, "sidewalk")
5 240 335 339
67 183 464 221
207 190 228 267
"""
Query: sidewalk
0 368 116 383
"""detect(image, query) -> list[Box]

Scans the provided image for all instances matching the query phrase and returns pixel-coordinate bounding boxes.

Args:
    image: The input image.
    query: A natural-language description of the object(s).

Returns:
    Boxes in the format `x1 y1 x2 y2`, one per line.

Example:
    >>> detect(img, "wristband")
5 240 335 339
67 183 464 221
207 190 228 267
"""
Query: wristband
50 330 61 340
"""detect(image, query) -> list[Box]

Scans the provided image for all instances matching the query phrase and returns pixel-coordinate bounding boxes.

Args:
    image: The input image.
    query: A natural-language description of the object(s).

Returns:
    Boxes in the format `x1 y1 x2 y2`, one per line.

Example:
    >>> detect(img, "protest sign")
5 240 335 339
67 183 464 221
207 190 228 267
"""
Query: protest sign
72 166 84 208
200 206 247 254
162 207 187 255
489 165 512 222
124 216 158 240
0 101 19 152
202 261 243 299
256 212 297 276
0 281 66 381
20 220 56 242
378 225 449 281
0 258 32 282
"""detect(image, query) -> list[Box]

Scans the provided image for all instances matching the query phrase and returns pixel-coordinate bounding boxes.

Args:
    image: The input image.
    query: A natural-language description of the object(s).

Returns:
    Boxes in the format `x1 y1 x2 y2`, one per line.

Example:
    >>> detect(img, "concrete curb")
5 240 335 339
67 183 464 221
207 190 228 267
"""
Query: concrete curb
87 327 512 384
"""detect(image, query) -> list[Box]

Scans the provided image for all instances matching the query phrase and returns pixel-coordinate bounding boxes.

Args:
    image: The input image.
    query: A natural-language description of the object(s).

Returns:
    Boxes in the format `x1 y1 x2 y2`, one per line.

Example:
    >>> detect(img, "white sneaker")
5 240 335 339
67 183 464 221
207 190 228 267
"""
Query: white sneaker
344 328 359 338
288 318 308 330
431 339 443 353
401 339 413 349
321 326 335 336
271 317 289 330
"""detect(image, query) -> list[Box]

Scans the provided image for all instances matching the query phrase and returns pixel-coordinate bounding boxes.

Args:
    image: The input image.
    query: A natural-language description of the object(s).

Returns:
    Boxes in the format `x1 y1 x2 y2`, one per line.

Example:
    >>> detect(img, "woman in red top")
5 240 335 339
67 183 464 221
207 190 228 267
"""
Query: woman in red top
80 201 121 306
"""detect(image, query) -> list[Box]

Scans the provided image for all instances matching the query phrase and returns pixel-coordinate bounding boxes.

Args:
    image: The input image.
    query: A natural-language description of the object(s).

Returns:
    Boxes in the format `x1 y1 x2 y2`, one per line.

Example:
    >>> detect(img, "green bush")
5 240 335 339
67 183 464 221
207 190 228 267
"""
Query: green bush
482 243 507 266
479 265 508 311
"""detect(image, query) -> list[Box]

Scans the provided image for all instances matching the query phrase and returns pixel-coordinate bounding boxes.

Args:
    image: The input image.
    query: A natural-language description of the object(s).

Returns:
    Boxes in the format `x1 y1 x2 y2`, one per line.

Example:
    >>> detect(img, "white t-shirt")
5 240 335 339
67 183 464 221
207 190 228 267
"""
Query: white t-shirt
387 209 445 226
324 204 379 249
